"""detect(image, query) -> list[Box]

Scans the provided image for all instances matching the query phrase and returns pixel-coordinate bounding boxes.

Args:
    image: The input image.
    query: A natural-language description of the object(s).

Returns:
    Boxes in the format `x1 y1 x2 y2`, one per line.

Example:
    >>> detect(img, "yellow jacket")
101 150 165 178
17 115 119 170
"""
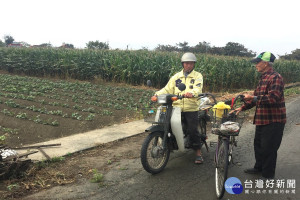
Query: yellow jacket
155 70 203 112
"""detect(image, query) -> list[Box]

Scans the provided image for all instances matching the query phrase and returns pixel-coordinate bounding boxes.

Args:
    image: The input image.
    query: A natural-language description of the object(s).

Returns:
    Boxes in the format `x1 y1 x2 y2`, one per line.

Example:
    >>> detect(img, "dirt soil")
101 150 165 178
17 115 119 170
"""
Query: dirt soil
0 132 148 199
0 71 154 147
0 91 251 199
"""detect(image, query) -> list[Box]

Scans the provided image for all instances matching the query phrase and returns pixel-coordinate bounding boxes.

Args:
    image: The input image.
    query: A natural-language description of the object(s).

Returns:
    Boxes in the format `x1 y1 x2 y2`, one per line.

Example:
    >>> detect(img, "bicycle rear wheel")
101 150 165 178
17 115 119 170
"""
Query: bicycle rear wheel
215 139 229 199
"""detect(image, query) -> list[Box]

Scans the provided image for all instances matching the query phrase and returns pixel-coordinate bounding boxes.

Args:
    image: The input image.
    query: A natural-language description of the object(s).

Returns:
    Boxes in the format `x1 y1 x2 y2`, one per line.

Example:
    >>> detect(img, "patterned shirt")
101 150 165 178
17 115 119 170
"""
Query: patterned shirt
242 67 286 125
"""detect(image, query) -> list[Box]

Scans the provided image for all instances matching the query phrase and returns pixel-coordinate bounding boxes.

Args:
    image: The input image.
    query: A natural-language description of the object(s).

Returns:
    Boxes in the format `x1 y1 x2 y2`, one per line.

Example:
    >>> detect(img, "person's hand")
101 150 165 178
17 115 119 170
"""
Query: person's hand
151 95 157 102
229 107 243 115
184 92 193 98
243 94 254 102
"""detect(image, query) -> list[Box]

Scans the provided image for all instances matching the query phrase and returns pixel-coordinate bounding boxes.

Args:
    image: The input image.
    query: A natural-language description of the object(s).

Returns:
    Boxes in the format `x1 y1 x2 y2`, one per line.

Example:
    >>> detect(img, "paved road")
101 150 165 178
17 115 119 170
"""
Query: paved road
23 96 300 200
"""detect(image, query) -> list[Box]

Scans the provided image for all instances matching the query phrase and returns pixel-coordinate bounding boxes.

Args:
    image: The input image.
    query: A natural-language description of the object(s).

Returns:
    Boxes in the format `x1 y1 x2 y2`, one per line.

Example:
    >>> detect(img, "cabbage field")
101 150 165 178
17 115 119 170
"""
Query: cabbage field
0 73 154 146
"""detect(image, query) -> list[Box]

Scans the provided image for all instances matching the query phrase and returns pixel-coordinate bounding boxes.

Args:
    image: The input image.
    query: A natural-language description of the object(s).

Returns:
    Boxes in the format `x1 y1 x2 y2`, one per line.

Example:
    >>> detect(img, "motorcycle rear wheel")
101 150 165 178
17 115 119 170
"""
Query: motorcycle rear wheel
141 131 170 174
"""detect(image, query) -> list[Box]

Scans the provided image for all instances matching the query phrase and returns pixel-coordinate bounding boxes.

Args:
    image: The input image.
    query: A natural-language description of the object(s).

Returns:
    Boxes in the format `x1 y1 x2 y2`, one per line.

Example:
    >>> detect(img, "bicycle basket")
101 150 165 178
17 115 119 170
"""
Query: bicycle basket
210 109 246 136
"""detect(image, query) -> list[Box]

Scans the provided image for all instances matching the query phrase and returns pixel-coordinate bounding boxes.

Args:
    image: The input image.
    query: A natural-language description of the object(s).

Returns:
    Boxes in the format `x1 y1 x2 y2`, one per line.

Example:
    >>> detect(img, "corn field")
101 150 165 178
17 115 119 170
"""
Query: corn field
0 47 299 91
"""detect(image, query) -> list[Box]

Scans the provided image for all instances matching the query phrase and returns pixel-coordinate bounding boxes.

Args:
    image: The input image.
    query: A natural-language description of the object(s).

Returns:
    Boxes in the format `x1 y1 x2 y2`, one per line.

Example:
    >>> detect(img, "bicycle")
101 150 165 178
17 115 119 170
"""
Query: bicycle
209 95 246 199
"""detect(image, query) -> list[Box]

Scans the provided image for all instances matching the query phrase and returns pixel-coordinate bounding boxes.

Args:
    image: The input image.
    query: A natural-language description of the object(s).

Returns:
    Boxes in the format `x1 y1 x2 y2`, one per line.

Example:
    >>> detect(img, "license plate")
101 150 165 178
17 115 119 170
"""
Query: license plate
161 106 167 113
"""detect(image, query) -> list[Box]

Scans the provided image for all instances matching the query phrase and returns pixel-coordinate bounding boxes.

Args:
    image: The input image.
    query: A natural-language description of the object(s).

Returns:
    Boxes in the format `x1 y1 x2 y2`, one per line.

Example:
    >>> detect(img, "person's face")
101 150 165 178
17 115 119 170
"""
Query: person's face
255 61 269 73
183 62 195 73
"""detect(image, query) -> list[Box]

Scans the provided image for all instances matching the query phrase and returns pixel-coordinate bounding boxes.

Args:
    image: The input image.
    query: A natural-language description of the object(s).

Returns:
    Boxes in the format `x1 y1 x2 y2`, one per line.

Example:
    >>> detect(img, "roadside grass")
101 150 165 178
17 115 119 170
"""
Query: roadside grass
284 87 300 96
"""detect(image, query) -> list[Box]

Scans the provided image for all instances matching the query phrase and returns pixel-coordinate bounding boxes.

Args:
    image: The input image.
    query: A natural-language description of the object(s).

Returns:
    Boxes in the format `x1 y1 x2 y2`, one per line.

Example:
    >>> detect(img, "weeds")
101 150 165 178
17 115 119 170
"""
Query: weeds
90 169 104 183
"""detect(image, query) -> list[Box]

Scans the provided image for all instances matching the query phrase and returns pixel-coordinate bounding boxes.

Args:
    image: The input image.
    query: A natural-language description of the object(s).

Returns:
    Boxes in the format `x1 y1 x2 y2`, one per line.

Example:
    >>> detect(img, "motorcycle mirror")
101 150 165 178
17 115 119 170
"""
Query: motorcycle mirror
146 80 152 87
178 83 186 91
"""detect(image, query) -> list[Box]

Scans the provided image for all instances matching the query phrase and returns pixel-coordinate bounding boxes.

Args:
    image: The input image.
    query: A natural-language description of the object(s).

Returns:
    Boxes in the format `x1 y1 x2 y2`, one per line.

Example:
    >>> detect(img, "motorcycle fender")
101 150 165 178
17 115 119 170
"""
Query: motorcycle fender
145 125 164 133
171 107 185 152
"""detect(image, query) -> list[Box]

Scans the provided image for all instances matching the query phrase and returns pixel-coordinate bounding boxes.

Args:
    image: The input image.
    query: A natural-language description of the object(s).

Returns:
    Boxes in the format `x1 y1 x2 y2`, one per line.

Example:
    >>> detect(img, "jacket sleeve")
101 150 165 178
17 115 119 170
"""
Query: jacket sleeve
241 101 256 111
189 73 203 97
155 76 175 95
256 75 284 104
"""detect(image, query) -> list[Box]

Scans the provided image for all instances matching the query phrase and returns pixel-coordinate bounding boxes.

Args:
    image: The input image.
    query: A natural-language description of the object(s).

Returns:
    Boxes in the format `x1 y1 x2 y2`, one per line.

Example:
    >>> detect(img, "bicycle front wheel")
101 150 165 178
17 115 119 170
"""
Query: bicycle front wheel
215 139 229 199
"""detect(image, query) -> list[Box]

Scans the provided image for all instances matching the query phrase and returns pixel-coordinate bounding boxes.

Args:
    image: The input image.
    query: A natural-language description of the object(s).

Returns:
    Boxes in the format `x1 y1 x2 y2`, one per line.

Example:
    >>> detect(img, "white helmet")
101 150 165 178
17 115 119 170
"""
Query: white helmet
181 52 197 63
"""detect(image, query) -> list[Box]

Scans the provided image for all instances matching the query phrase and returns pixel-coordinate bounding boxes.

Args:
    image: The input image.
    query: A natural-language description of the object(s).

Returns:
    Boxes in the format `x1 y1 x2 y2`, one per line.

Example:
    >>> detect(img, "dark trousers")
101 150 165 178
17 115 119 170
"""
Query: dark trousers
182 111 201 150
254 122 285 178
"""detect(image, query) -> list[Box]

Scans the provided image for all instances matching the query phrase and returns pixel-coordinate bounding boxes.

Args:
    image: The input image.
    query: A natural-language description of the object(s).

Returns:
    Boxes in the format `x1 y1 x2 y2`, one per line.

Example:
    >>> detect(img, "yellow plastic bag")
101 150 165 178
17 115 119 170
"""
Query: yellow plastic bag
212 102 231 118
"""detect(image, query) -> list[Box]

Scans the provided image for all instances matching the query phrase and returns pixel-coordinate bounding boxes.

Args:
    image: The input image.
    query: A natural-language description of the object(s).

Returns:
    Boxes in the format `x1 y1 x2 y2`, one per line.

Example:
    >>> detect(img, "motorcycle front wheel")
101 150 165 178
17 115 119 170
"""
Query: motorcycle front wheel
141 131 170 174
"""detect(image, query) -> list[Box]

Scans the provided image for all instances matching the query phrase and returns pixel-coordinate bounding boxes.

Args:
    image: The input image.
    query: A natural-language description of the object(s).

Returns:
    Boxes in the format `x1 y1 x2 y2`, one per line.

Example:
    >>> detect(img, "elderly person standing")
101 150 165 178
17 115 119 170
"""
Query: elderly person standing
234 52 286 179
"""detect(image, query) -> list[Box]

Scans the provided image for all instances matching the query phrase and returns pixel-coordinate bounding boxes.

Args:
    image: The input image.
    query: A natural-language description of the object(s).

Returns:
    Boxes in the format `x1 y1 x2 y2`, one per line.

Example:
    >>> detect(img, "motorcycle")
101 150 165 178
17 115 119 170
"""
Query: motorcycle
141 82 216 174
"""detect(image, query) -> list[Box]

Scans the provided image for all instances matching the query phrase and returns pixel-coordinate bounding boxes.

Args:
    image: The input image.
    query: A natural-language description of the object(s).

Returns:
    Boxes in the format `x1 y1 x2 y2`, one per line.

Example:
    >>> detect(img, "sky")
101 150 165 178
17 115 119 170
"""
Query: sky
1 0 300 56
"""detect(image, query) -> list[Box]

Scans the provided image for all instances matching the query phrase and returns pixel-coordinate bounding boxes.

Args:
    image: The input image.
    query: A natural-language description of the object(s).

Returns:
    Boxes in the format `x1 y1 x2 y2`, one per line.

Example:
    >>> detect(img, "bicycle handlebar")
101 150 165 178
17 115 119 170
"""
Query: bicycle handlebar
197 93 245 109
232 94 245 105
198 93 217 104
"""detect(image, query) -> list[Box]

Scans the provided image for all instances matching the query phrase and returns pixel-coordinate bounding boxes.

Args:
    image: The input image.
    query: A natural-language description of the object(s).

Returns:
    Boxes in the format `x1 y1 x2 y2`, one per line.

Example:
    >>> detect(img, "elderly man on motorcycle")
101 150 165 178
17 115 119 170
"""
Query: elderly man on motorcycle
152 52 204 164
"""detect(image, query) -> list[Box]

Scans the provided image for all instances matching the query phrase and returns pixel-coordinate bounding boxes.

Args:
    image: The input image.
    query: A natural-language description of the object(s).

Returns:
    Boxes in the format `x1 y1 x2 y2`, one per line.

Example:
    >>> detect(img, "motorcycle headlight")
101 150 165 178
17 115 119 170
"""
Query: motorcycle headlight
157 95 167 104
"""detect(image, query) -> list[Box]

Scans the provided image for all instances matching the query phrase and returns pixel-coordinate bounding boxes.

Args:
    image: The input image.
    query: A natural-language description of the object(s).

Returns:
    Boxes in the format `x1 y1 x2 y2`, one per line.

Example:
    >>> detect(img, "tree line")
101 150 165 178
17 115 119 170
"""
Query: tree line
154 41 256 57
280 49 300 61
1 35 300 60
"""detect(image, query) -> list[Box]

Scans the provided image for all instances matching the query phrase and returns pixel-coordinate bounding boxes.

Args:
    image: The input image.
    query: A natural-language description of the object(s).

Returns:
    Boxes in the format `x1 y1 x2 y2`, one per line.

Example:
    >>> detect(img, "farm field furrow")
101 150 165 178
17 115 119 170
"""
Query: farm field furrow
0 74 154 147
